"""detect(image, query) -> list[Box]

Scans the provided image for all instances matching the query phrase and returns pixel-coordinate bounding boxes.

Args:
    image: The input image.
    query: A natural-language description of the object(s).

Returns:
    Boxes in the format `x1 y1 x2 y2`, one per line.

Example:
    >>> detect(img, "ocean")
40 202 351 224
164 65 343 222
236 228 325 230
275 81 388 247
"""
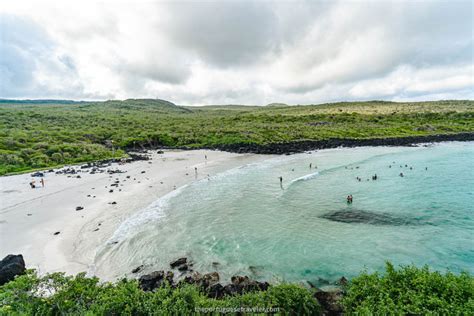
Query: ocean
95 142 474 284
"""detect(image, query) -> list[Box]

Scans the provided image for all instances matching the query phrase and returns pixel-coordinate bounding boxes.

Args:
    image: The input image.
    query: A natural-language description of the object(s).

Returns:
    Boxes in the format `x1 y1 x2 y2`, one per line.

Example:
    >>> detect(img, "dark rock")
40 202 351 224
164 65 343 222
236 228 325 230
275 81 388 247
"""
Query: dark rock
139 271 174 291
337 276 348 286
131 265 144 274
53 231 60 235
0 254 26 285
31 172 44 177
224 275 269 295
170 257 187 268
139 271 164 291
157 150 164 154
321 209 420 226
193 132 474 155
76 206 84 211
141 171 146 174
109 189 114 193
203 272 220 286
177 264 188 271
314 288 344 315
208 283 225 299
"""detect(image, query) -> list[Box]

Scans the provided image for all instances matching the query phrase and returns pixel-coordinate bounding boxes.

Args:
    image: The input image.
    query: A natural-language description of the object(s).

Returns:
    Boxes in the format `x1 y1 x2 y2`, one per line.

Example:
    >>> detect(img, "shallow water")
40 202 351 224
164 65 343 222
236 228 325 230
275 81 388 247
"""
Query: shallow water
96 142 474 284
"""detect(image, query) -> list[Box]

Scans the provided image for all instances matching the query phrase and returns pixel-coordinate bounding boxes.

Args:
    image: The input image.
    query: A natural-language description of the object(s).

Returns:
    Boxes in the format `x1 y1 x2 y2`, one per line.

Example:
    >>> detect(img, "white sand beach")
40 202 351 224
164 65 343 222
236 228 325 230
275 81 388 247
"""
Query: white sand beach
0 150 269 278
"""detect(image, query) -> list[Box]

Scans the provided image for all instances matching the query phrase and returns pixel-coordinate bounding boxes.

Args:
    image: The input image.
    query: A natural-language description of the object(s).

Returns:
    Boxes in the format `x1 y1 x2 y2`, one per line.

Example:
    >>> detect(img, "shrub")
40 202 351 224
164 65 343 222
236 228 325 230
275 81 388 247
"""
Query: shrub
343 262 474 315
0 270 320 315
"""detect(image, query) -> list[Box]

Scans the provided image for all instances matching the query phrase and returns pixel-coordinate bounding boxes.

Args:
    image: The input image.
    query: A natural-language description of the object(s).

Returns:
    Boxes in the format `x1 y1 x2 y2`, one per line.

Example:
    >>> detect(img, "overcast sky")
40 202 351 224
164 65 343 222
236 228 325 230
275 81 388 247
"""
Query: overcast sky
0 0 472 105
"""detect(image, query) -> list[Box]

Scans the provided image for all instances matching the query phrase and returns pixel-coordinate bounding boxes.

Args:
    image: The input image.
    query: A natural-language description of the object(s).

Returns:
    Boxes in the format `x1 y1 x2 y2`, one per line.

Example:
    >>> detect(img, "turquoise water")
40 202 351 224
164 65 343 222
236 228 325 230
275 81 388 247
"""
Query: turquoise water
97 142 474 284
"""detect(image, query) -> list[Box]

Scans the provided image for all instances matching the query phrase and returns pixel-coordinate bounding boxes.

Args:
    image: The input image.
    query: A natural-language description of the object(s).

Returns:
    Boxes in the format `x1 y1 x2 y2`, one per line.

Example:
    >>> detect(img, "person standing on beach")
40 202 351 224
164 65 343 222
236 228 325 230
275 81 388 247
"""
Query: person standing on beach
309 163 312 169
279 176 283 189
40 178 45 187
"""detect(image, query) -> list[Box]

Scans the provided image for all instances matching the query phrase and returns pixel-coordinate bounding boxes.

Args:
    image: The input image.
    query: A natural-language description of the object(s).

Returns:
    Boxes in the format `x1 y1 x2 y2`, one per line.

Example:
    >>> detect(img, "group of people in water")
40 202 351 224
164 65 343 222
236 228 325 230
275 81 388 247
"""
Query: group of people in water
29 178 45 189
278 160 429 204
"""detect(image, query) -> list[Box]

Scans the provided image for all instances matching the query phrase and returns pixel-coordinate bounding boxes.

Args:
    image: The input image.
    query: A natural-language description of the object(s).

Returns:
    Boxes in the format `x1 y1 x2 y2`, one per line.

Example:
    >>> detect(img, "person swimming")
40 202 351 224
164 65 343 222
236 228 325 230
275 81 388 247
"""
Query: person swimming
346 195 353 204
400 172 404 177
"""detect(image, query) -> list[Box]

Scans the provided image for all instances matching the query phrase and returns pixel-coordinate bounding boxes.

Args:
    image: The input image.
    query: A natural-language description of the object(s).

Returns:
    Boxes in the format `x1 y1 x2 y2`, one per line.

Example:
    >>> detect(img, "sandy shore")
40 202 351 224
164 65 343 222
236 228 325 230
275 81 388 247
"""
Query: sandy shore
0 150 270 277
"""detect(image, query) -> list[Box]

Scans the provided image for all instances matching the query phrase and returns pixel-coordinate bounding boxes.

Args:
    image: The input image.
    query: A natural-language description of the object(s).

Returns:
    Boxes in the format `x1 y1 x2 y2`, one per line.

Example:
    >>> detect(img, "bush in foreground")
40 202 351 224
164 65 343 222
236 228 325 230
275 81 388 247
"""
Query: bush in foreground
343 262 474 315
1 264 472 315
0 271 319 315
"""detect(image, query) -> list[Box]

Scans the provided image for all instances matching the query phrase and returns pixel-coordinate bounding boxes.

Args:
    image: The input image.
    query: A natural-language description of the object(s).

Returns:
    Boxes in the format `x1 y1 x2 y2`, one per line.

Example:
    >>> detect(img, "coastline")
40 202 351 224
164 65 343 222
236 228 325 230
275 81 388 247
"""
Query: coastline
206 132 474 154
0 150 271 277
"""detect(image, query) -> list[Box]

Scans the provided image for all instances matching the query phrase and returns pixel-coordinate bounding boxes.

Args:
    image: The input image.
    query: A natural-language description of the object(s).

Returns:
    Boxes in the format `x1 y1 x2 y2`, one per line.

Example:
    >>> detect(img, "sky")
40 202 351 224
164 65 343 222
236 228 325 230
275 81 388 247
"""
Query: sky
0 0 472 105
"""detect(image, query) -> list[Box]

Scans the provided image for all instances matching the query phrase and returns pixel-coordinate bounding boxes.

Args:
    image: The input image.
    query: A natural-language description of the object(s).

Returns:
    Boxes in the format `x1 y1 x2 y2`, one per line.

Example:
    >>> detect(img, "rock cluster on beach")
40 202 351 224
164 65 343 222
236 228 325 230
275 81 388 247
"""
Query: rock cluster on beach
134 257 344 314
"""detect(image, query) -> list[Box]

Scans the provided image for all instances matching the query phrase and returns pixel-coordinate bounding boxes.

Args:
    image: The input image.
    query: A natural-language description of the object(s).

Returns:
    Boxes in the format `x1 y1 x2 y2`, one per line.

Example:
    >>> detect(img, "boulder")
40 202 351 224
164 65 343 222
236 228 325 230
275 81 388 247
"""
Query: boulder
138 271 174 291
177 264 188 271
0 254 26 285
314 288 344 315
170 257 187 268
208 283 225 299
223 275 269 296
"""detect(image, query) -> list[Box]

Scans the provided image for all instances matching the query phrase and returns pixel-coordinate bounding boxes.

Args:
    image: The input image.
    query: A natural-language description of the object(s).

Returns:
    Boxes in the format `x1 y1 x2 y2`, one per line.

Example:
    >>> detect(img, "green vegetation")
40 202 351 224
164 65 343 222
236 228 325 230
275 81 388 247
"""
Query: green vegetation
0 270 318 315
1 264 472 315
0 99 473 175
343 263 474 315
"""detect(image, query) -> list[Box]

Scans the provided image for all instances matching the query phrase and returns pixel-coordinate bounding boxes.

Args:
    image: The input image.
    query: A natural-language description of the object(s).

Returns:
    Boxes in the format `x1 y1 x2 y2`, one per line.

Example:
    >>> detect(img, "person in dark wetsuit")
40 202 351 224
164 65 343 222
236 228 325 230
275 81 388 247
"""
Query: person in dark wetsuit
279 176 283 189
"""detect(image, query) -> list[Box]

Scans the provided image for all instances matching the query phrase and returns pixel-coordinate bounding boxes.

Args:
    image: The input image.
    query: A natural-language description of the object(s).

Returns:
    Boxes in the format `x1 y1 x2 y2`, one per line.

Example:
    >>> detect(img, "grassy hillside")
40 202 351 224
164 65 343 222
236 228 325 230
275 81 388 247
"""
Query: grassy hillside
0 99 473 175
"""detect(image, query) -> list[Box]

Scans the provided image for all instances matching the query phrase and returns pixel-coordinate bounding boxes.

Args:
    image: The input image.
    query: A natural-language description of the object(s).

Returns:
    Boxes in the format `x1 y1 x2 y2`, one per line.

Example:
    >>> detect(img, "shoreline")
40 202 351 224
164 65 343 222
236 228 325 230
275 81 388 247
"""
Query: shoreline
3 133 473 178
0 150 271 277
203 132 474 154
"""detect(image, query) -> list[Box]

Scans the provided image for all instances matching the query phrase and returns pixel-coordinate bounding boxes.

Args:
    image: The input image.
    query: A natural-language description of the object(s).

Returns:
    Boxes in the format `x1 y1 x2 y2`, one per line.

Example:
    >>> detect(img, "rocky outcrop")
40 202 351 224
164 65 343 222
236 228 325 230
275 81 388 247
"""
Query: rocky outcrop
209 133 474 155
314 288 345 316
138 267 270 299
0 254 26 285
138 270 174 291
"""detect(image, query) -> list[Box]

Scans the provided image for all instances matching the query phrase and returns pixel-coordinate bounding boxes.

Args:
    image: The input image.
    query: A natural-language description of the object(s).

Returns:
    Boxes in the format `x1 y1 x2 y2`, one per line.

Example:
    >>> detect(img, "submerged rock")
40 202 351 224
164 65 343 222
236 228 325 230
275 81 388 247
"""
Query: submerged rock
320 209 419 226
0 254 26 285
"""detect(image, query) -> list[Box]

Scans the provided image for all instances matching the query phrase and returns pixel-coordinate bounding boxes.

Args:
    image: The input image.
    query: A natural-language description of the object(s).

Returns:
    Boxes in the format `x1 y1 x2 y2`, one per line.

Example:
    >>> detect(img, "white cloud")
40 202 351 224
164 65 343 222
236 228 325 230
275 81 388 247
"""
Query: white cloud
0 0 472 104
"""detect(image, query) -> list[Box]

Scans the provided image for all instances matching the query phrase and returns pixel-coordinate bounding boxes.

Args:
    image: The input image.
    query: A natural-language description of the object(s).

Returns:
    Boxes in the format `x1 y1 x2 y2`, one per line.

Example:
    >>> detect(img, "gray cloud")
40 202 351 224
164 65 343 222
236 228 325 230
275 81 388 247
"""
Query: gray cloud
0 0 472 104
160 1 280 67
